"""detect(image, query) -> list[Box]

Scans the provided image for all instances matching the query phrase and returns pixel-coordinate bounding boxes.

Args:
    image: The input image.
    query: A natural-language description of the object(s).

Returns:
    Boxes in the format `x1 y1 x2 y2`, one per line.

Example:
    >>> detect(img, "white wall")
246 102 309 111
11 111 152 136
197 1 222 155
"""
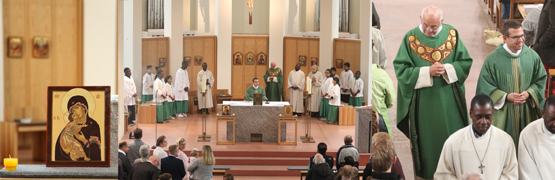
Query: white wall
83 0 117 93
118 0 125 140
217 0 232 93
142 0 148 31
285 0 300 35
231 0 270 34
349 0 359 34
0 0 4 122
305 0 317 32
197 0 216 35
183 0 191 30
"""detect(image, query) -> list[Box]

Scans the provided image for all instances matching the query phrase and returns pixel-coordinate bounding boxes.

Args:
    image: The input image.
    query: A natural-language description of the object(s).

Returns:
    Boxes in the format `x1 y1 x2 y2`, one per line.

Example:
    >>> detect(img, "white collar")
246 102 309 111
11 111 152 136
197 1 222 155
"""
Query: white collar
419 24 443 37
118 149 126 156
503 43 522 56
471 125 492 138
253 85 259 89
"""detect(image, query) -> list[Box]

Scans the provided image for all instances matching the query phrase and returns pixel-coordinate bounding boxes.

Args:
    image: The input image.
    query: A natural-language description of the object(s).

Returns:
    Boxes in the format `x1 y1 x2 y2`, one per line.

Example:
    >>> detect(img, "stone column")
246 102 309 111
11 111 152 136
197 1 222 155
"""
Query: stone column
164 0 184 75
216 0 232 95
355 108 372 153
359 0 372 104
319 0 339 69
269 0 285 68
124 0 143 96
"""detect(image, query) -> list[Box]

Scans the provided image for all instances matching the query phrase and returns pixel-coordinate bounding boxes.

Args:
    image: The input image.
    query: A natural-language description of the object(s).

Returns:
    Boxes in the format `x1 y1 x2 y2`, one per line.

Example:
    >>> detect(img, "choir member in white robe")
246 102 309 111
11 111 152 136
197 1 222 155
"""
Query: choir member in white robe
288 63 306 115
124 68 137 125
164 76 176 119
153 70 167 123
307 65 324 115
197 63 215 114
372 27 387 69
320 69 333 120
435 94 518 180
518 95 555 180
339 63 354 104
174 60 190 117
142 65 155 103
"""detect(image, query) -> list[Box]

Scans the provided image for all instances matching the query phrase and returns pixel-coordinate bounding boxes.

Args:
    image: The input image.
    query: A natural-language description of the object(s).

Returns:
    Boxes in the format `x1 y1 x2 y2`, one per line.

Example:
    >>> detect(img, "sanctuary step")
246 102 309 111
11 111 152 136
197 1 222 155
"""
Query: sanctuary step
150 150 370 177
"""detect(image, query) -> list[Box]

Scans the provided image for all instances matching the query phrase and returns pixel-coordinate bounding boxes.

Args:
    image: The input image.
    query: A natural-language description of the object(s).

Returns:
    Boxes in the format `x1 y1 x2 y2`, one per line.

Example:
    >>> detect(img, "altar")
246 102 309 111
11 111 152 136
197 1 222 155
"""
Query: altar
223 101 291 143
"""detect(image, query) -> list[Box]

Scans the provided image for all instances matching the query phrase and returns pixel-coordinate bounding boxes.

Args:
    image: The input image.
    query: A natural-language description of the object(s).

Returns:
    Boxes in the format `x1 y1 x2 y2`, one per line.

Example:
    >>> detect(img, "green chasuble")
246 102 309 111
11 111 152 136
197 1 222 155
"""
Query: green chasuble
476 44 546 146
263 67 284 101
245 85 266 101
393 24 472 179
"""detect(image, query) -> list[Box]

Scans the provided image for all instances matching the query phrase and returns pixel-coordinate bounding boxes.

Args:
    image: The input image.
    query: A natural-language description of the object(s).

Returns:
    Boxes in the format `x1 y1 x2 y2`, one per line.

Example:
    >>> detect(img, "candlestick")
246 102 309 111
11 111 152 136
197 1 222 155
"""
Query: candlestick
4 155 18 171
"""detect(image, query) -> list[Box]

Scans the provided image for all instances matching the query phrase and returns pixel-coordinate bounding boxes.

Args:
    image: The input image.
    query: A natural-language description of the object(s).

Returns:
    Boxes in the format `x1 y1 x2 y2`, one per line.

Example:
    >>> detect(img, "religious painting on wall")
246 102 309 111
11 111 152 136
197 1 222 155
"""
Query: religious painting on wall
284 105 293 116
184 56 192 65
336 59 343 68
159 58 166 68
194 56 203 66
46 86 111 167
222 105 231 115
233 52 243 65
7 36 23 58
299 55 307 66
257 53 266 65
32 37 49 58
311 57 318 66
245 52 255 65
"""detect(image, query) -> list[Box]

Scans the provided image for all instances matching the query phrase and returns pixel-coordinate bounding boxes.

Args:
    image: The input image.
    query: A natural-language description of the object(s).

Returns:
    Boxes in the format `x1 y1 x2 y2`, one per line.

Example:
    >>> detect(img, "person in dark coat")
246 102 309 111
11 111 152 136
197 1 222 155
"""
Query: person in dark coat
161 145 186 180
118 142 132 180
308 142 334 170
129 156 159 180
533 0 555 96
306 154 334 180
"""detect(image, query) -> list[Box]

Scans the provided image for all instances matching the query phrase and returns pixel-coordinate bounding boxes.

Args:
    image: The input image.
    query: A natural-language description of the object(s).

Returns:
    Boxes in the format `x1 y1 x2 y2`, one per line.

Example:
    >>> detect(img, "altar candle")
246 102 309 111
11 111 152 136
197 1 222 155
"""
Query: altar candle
306 76 312 94
4 155 18 171
201 75 207 93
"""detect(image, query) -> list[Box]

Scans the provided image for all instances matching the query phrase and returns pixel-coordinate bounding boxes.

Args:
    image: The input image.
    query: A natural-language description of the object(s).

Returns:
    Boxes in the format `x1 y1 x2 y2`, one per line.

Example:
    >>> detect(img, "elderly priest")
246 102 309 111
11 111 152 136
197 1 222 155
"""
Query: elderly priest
518 95 555 180
245 78 266 101
434 94 518 180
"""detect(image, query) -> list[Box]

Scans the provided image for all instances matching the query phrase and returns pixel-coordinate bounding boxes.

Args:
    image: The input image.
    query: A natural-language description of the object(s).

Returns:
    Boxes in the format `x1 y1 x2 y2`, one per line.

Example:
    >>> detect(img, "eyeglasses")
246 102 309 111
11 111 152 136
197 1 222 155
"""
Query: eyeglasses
507 34 525 40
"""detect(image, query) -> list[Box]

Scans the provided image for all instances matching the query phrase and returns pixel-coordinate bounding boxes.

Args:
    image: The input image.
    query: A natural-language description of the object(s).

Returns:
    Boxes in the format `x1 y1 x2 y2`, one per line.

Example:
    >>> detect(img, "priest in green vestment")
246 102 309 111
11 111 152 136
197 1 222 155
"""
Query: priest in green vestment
393 6 472 179
263 62 284 101
476 20 546 147
245 78 266 101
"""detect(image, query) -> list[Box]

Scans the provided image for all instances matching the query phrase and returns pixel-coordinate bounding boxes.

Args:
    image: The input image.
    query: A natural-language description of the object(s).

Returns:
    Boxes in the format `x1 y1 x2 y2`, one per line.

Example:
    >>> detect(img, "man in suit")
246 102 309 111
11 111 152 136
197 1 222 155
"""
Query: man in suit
127 128 148 164
118 141 132 180
161 145 186 180
128 156 159 180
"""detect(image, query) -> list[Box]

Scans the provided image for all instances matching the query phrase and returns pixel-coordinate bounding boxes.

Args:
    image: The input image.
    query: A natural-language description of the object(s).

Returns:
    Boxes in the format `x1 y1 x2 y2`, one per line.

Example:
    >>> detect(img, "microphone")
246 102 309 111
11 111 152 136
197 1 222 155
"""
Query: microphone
264 95 269 104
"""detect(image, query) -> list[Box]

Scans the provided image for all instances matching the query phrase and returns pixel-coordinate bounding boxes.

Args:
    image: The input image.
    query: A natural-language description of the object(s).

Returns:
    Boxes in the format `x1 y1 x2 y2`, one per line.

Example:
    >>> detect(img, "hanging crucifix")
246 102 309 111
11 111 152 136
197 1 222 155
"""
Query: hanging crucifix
247 0 254 24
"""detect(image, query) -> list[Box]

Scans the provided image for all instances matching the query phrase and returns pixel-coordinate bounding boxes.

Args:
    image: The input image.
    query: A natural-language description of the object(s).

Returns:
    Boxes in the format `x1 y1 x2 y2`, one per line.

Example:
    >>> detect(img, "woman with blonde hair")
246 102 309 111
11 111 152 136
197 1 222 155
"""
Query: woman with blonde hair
187 145 215 180
175 137 190 179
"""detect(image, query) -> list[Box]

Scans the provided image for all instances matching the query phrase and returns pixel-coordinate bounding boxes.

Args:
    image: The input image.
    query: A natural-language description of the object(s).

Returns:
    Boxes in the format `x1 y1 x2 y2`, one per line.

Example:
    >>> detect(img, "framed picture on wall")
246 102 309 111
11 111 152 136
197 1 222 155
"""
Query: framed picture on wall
184 56 192 65
7 36 23 58
257 53 267 65
245 52 255 65
311 57 318 66
46 86 111 167
194 56 203 66
32 36 50 58
336 59 344 68
233 52 243 65
159 58 166 68
299 55 307 66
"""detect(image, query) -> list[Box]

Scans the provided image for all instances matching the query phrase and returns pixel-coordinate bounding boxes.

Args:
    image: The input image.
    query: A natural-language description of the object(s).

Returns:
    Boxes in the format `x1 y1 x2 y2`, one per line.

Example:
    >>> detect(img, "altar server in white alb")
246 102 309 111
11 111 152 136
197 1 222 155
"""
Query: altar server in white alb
349 71 363 107
307 65 324 116
124 67 137 125
153 69 167 123
174 60 190 117
288 63 305 116
339 62 354 104
197 62 215 114
164 75 176 120
142 65 156 103
434 94 518 180
518 95 555 180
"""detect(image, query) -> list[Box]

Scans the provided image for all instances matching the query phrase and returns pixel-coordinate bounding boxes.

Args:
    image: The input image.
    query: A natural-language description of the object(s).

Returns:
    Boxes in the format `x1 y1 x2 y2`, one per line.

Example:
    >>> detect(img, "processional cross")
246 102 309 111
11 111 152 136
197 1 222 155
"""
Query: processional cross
247 0 253 24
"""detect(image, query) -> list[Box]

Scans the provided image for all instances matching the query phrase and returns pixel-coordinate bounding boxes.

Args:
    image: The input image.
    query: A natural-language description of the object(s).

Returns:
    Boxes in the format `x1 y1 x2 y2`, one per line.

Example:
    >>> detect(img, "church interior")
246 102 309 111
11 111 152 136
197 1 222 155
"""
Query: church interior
1 0 550 179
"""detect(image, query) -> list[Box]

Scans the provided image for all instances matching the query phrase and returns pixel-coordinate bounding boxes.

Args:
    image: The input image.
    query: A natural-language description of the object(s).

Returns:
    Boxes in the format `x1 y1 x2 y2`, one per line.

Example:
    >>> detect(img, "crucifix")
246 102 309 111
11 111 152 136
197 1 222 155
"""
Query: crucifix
478 164 485 174
247 0 254 24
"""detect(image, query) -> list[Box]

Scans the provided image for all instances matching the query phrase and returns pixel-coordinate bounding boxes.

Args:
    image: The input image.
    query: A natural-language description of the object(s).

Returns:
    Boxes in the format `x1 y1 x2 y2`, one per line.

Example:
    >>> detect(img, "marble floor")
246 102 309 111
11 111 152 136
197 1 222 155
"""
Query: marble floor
375 0 497 179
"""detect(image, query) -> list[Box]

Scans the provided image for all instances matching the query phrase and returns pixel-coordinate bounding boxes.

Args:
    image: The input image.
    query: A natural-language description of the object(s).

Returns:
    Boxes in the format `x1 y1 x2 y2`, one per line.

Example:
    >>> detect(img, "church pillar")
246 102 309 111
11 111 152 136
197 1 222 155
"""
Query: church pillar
359 0 372 104
164 0 184 78
0 0 4 121
269 0 285 68
123 0 143 95
118 0 125 139
319 0 339 70
216 0 232 93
